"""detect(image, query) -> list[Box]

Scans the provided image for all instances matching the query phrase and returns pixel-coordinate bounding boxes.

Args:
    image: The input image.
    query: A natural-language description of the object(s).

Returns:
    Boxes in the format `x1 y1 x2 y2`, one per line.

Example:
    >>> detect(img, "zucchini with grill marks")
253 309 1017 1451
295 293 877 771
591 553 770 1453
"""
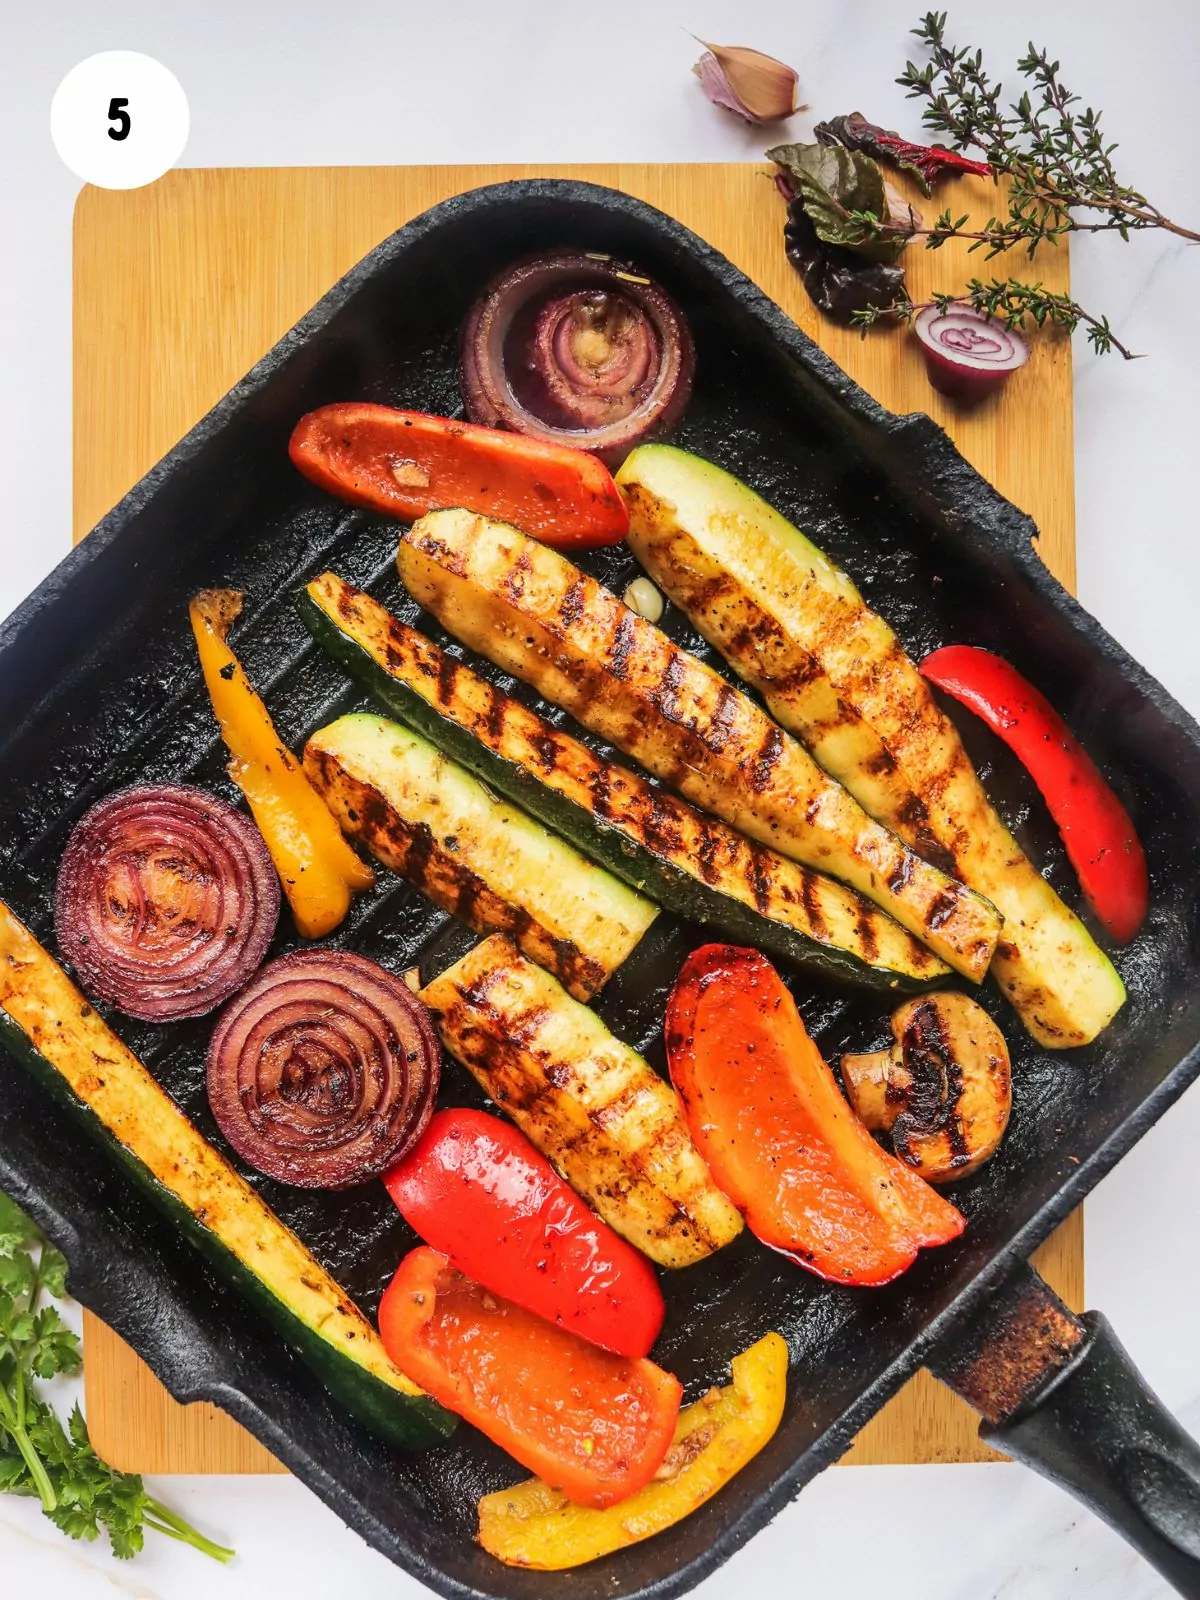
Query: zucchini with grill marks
0 899 452 1448
298 573 950 992
420 933 743 1268
395 509 1001 983
304 711 656 1001
617 443 1125 1047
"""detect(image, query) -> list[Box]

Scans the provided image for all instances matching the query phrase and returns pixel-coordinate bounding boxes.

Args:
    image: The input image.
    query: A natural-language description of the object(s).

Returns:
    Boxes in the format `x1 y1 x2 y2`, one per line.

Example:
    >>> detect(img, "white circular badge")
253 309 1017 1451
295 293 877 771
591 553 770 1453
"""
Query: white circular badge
51 52 189 189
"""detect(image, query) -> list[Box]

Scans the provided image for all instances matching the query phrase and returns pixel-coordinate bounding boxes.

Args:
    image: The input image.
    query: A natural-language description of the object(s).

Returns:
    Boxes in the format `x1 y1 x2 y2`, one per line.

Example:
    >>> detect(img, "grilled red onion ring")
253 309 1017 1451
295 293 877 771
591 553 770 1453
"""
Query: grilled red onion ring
54 783 280 1022
461 250 695 465
206 950 440 1189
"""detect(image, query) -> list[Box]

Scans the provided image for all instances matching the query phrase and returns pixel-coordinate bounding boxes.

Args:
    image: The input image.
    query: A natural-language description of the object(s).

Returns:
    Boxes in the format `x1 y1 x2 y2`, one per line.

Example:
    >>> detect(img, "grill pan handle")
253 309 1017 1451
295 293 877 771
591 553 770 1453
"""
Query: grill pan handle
932 1264 1200 1598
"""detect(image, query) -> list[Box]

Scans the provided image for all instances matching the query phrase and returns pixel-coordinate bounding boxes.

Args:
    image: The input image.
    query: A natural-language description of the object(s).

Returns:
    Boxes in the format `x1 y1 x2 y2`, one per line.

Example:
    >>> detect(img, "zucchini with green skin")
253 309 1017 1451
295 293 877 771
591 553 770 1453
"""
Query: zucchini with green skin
420 933 743 1268
395 509 1001 983
297 574 951 992
304 712 656 1002
616 443 1125 1047
0 899 453 1448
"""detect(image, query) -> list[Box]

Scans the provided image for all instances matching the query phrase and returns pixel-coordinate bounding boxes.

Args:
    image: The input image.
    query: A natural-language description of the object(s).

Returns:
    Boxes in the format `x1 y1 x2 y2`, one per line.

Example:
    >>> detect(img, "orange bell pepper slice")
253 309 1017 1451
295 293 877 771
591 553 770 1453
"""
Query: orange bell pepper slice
666 945 965 1286
189 589 373 939
289 404 629 549
377 1247 681 1508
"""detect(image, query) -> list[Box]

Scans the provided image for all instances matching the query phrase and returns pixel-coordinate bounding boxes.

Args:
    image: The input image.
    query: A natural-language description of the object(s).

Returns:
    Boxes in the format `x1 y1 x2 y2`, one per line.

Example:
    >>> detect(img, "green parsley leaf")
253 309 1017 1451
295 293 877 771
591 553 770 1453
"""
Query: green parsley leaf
0 1187 233 1563
26 1306 82 1381
0 1192 41 1258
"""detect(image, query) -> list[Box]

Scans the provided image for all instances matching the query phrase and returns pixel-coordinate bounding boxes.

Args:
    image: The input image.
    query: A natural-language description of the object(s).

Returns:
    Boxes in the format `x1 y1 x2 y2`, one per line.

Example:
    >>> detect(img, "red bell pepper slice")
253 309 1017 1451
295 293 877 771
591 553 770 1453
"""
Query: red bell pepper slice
383 1108 664 1359
377 1247 681 1507
289 403 628 549
921 645 1149 944
665 945 965 1287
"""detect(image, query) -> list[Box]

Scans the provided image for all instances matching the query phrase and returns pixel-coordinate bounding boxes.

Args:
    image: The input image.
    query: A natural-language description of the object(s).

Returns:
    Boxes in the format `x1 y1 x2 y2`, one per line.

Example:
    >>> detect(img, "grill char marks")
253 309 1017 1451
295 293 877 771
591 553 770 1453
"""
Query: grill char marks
799 871 828 942
749 727 784 793
395 511 999 980
434 647 459 712
607 613 638 682
304 571 954 990
707 684 740 754
853 899 880 965
559 575 586 628
893 997 989 1172
302 734 619 1003
649 650 687 723
893 998 962 1153
421 935 744 1269
617 457 1126 1047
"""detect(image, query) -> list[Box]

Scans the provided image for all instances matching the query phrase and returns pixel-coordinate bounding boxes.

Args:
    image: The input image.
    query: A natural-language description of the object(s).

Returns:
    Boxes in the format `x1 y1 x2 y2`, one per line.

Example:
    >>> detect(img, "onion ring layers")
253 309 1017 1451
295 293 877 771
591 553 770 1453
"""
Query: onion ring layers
54 783 280 1021
461 251 694 464
206 950 440 1189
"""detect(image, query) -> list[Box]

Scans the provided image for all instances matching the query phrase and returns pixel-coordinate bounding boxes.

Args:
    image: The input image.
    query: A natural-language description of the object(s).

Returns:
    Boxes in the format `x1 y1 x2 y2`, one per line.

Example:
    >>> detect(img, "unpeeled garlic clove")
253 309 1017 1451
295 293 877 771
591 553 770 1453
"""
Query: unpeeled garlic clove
692 42 805 126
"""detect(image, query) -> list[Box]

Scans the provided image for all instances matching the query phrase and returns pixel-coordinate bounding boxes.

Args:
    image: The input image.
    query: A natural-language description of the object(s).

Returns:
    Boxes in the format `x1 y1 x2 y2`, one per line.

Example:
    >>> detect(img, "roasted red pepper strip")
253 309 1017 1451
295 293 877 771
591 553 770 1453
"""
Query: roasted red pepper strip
289 403 628 549
377 1248 680 1507
665 946 965 1287
921 645 1149 944
383 1108 664 1359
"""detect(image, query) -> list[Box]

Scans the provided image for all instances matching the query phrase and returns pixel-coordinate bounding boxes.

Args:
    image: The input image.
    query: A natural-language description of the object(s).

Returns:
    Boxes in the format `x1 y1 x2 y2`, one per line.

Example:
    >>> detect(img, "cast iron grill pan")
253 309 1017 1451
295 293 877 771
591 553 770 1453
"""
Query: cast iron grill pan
0 182 1198 1599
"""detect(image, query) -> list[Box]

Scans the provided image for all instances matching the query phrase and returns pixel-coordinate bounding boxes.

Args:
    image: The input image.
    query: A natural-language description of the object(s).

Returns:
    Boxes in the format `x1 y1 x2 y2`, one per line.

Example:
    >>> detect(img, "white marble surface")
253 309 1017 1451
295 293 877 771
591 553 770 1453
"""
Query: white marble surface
2 1 1199 1595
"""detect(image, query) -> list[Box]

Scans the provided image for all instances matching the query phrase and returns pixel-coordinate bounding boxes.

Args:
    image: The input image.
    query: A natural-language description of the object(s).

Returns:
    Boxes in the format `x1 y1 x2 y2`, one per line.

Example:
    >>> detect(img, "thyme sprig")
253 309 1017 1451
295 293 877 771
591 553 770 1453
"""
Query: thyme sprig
841 12 1198 359
899 12 1200 250
851 281 1137 360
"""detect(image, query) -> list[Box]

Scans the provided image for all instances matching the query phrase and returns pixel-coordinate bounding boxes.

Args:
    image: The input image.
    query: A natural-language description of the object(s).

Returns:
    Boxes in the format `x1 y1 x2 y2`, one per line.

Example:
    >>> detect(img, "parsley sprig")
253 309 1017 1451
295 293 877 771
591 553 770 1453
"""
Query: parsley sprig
0 1189 233 1563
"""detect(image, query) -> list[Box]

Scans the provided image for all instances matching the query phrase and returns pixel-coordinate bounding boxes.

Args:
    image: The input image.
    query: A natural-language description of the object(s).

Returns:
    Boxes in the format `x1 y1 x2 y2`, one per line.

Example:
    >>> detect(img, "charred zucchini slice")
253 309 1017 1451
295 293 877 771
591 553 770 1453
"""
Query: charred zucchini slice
304 712 656 1001
0 899 452 1448
617 443 1125 1047
420 933 743 1268
395 509 1001 982
297 574 950 992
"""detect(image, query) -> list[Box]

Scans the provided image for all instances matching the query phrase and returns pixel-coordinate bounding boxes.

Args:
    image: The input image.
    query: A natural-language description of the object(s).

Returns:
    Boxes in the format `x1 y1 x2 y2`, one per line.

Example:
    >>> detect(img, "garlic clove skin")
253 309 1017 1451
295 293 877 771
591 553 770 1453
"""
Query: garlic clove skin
842 992 1011 1183
693 43 805 126
882 177 924 239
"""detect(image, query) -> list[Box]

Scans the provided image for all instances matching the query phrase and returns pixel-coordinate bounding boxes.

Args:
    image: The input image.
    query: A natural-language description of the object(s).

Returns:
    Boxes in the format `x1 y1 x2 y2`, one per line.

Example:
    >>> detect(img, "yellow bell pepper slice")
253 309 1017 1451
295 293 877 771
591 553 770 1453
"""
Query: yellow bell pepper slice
477 1331 788 1570
189 589 373 939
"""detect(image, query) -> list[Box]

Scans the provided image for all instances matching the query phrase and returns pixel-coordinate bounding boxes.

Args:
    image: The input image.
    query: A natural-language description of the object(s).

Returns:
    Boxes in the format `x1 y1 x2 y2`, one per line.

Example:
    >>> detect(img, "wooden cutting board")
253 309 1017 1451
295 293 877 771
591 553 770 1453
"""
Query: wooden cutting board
73 163 1081 1475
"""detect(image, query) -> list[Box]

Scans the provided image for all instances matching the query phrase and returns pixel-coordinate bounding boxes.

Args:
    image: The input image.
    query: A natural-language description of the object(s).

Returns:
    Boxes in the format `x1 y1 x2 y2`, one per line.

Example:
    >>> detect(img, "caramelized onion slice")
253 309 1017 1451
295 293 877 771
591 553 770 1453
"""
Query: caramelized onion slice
206 949 440 1189
461 251 695 465
54 783 280 1022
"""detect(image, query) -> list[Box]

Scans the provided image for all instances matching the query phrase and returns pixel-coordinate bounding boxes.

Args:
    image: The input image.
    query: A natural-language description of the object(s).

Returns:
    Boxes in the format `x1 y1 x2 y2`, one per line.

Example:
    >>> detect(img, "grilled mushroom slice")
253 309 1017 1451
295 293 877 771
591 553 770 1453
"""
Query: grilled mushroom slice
841 992 1011 1183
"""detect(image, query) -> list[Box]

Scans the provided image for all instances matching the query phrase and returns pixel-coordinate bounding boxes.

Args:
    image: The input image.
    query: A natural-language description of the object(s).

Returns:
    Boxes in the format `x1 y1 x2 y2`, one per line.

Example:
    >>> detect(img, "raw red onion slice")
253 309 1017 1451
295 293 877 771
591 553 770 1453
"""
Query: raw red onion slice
206 950 440 1189
460 250 694 465
913 302 1029 402
54 783 280 1022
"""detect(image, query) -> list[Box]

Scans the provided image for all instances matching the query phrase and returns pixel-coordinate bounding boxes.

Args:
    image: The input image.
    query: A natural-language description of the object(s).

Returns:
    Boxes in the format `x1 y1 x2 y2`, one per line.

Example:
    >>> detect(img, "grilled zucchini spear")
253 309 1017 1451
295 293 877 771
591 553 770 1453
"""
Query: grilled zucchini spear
0 899 451 1447
616 444 1126 1047
421 934 743 1268
304 711 656 1001
298 573 950 992
396 510 1001 982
